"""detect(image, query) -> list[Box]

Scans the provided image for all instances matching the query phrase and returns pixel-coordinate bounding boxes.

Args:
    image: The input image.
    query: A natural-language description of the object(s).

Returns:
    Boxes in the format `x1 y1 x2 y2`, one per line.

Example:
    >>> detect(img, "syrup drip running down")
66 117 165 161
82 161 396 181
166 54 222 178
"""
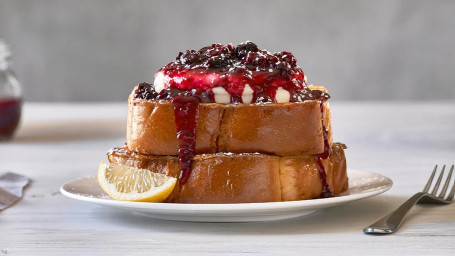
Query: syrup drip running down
314 96 333 198
172 95 201 185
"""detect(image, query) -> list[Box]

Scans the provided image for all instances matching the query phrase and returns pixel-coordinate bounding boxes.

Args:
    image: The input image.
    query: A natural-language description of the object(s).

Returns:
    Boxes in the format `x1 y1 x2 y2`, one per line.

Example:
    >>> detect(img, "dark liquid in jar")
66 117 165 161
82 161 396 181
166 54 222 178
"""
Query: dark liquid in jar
0 98 21 140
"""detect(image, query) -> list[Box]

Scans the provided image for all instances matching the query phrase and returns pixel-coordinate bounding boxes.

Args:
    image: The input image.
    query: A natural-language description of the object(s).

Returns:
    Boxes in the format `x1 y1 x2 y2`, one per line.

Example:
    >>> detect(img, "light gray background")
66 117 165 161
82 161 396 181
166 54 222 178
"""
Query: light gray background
1 0 454 101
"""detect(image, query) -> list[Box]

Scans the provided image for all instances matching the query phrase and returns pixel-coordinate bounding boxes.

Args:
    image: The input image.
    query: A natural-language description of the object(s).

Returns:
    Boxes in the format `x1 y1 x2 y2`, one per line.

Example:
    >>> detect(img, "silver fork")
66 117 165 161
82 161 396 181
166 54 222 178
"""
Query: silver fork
363 164 455 234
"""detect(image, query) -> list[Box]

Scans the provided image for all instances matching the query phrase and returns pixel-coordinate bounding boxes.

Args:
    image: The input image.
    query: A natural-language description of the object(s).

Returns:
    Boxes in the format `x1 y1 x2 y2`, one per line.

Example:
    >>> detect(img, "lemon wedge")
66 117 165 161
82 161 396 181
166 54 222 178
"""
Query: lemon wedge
97 161 177 202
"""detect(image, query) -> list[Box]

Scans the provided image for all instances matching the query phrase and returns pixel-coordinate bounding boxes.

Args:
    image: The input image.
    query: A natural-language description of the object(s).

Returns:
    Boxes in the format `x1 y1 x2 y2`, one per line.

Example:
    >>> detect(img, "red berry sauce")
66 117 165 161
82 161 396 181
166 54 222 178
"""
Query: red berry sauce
172 95 199 185
157 42 308 103
314 95 333 198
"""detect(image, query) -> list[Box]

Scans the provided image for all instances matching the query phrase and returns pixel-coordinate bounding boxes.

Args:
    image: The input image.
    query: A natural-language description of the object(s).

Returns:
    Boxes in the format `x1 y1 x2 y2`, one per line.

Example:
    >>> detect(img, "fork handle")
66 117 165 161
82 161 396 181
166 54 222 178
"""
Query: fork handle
363 192 427 234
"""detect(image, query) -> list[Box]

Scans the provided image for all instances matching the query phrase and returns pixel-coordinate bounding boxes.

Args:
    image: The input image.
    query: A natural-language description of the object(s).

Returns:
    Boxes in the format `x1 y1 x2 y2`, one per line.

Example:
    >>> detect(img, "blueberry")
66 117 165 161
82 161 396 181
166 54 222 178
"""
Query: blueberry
177 50 204 66
134 82 158 100
255 95 274 103
275 51 296 66
275 61 290 70
199 44 234 58
243 51 278 70
235 41 259 59
206 55 232 68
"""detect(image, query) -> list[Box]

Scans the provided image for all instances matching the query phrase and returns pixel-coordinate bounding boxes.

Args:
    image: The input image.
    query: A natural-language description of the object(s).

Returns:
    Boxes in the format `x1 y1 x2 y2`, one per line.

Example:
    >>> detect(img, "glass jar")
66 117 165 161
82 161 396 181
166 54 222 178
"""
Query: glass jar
0 40 22 140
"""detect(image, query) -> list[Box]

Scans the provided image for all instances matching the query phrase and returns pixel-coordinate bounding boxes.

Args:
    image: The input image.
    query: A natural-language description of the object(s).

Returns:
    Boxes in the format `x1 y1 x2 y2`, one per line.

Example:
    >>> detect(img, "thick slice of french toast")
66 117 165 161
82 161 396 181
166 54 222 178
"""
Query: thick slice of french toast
107 143 347 203
127 86 332 156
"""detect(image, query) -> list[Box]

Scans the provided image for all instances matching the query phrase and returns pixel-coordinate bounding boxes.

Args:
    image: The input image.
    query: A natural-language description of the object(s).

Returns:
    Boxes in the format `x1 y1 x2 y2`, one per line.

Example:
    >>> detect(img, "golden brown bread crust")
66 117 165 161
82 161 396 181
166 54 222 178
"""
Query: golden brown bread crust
127 86 333 156
127 101 224 155
279 143 348 201
107 143 348 203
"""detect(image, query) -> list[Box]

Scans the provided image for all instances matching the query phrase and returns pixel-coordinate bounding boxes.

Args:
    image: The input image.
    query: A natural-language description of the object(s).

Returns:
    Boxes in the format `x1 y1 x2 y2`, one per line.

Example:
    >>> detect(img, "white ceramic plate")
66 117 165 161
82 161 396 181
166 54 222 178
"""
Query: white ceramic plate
60 169 392 222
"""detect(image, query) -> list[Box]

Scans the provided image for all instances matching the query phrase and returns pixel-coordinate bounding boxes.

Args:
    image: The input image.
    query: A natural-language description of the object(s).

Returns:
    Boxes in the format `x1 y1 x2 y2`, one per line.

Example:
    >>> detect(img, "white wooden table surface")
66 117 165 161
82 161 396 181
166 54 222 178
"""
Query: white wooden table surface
1 102 454 255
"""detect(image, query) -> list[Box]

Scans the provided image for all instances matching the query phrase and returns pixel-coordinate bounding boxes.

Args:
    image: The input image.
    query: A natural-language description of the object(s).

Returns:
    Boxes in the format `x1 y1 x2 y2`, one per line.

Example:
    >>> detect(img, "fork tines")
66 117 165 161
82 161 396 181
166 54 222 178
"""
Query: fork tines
423 164 455 201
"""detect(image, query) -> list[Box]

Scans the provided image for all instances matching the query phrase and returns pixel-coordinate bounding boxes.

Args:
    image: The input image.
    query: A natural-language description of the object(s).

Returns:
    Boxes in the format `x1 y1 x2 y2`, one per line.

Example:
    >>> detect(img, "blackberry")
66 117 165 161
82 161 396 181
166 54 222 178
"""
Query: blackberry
134 83 158 100
235 41 259 59
275 51 297 67
206 55 233 68
177 50 204 66
243 51 279 70
199 44 235 58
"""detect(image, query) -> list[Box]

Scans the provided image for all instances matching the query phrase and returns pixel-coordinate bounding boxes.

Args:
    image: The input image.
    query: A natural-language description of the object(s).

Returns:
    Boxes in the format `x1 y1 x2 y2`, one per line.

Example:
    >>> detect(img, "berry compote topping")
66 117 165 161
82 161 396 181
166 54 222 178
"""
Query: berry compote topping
134 82 214 103
153 41 315 103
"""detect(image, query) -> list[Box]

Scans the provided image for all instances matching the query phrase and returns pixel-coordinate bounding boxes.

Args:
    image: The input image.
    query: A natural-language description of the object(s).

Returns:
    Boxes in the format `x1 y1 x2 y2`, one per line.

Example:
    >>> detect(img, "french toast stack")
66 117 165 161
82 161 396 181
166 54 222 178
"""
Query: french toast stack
107 42 348 203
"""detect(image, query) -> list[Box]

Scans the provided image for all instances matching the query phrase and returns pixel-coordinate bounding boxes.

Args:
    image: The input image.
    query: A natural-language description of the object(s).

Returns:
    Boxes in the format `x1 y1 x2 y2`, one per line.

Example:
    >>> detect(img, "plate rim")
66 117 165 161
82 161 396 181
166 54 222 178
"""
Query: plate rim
60 168 393 212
